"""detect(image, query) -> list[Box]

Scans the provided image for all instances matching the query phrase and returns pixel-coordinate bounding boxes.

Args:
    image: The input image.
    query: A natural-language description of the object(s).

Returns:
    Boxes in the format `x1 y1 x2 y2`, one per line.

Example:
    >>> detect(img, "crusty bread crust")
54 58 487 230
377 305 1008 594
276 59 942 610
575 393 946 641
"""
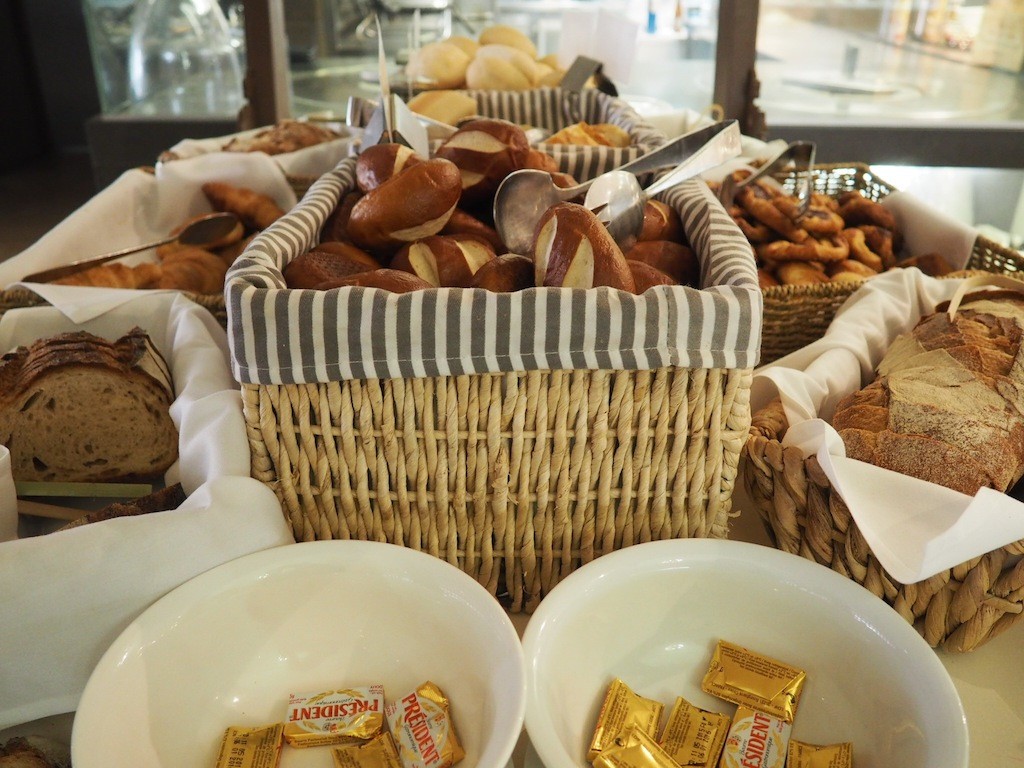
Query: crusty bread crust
834 291 1024 495
0 328 178 483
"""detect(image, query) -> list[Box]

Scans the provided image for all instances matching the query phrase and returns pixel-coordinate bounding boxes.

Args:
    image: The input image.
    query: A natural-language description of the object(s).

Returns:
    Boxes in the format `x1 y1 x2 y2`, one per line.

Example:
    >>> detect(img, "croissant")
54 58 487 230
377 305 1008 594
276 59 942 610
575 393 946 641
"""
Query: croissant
53 247 227 293
201 181 285 230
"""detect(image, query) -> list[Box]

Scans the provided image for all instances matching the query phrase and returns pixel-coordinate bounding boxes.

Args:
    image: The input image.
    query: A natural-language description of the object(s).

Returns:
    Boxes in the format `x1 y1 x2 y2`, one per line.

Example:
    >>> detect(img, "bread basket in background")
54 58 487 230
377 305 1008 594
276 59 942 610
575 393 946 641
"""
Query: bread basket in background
759 162 1024 365
225 148 761 612
743 270 1024 652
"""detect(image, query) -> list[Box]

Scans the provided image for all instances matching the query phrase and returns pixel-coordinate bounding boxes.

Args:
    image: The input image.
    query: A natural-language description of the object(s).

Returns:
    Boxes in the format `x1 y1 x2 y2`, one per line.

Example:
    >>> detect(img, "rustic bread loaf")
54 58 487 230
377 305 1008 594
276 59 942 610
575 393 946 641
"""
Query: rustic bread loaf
832 290 1024 495
0 328 178 483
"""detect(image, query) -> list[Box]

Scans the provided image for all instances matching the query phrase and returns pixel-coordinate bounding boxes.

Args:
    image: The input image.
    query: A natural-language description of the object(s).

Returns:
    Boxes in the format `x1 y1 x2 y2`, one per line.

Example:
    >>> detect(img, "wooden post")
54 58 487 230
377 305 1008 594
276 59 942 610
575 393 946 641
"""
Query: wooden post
713 0 766 139
239 0 292 129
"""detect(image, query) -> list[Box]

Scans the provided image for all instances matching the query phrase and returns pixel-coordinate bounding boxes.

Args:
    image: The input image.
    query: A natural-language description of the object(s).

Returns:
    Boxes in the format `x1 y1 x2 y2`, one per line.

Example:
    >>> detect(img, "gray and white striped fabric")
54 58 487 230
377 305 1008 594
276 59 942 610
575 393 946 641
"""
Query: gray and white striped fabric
226 154 762 385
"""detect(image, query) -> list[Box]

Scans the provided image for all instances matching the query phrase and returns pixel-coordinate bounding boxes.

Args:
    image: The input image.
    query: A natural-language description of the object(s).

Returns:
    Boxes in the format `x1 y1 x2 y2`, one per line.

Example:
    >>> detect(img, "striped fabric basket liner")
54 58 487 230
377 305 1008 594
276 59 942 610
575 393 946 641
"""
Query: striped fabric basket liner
226 155 760 612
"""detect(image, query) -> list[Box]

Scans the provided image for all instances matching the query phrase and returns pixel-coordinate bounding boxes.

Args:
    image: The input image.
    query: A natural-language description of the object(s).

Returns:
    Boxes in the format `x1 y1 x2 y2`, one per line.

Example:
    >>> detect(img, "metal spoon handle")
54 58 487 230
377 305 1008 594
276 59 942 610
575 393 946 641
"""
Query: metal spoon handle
644 120 743 197
21 235 178 284
617 119 740 179
717 140 817 214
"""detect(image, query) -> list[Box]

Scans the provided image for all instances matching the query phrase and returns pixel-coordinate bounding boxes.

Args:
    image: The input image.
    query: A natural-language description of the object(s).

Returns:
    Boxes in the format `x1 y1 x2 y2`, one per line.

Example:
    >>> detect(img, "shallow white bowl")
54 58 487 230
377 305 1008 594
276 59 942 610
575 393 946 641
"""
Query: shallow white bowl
72 540 526 768
522 539 968 768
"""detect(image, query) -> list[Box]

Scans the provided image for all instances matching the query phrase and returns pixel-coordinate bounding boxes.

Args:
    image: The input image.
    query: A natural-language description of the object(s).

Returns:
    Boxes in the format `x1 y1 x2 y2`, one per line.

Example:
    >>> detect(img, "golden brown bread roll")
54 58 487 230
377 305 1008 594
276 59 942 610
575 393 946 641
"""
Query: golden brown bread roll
637 200 686 244
347 158 462 253
440 208 504 251
470 254 534 292
54 261 162 289
406 40 472 89
435 118 531 206
283 242 380 289
407 90 479 125
628 260 678 293
625 240 698 287
465 44 537 90
533 203 634 292
356 143 424 193
316 268 434 293
478 24 537 57
832 290 1024 496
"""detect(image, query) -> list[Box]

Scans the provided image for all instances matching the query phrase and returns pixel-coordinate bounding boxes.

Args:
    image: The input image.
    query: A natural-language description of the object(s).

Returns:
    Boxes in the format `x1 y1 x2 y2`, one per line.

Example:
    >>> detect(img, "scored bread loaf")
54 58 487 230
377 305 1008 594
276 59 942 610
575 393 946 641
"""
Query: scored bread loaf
832 290 1024 495
0 328 178 483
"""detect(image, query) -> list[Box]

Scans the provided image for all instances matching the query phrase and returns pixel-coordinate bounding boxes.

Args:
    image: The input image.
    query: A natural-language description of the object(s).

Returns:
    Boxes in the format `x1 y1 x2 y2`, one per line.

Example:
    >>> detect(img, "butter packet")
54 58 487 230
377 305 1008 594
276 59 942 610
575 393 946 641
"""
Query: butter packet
718 706 791 768
215 723 285 768
658 696 730 768
592 725 678 768
333 732 404 768
787 739 853 767
700 640 805 723
284 684 385 748
386 681 465 768
588 679 665 761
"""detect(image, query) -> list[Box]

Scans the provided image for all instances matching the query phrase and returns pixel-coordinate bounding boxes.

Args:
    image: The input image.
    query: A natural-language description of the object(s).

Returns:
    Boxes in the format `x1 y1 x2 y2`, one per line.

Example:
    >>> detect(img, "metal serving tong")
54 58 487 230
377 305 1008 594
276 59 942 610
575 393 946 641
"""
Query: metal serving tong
494 119 741 255
716 140 817 218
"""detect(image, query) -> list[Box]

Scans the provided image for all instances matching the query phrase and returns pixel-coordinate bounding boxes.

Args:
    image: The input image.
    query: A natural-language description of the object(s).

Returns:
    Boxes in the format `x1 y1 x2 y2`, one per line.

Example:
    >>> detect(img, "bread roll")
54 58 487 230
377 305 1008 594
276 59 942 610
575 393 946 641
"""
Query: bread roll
628 260 678 293
316 269 434 293
391 235 494 288
201 182 285 230
625 240 698 286
471 254 534 292
406 40 471 89
356 143 423 193
435 118 530 205
440 208 505 251
533 203 634 292
638 200 685 243
466 45 537 90
283 242 380 289
0 328 178 483
347 158 462 252
445 35 479 58
833 290 1024 495
407 90 478 126
478 24 537 58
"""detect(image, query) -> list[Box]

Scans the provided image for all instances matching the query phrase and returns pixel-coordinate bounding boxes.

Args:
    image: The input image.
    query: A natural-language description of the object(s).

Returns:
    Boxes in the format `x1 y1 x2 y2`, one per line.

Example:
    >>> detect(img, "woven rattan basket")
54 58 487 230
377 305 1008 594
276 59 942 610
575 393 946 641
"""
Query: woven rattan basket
744 401 1024 653
228 129 761 611
759 163 1024 365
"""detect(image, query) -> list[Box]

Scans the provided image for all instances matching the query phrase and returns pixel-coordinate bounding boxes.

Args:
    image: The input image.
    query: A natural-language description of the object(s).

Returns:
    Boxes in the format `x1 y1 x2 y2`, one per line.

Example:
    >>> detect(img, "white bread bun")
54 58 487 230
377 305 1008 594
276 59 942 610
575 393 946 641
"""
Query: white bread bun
466 45 537 90
478 24 537 58
406 41 471 89
445 34 480 58
407 90 478 126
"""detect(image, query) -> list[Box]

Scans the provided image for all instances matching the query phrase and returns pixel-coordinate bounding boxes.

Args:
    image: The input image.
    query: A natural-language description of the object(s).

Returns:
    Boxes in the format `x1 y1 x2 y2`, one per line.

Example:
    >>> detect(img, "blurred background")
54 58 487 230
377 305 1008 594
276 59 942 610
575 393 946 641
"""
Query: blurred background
1 0 1021 258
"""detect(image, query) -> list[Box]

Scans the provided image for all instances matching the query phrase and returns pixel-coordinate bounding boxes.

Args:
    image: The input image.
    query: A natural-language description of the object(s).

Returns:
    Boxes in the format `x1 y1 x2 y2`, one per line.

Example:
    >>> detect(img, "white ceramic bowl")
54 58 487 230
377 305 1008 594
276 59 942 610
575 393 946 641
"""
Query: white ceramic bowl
522 539 968 768
72 540 526 768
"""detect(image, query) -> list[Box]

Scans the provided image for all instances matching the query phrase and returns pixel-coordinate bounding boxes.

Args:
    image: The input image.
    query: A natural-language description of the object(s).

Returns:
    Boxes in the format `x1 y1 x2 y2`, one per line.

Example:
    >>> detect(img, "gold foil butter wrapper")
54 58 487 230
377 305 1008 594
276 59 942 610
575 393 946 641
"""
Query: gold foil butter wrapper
385 681 465 768
215 723 284 768
333 732 404 768
657 696 730 768
284 684 385 748
787 739 853 768
700 640 806 723
587 679 665 761
592 725 678 768
718 706 791 768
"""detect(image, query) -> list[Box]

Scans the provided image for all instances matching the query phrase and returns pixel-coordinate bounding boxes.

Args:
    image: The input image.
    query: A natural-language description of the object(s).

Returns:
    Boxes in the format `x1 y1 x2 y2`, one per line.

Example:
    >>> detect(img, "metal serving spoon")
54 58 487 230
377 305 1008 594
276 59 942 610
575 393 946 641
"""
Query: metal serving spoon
494 120 741 255
21 212 241 284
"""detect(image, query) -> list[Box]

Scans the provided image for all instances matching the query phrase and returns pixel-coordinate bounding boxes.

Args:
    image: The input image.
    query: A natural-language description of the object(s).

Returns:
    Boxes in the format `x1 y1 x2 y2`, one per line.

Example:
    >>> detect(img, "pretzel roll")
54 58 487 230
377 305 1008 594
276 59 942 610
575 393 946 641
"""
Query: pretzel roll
391 235 495 288
441 208 505 251
316 268 433 293
283 242 380 289
478 24 537 58
406 40 471 89
533 203 634 292
347 158 462 253
628 260 678 293
524 148 559 174
466 45 537 90
435 118 530 205
356 143 424 193
321 191 362 243
625 240 699 286
638 199 685 243
471 253 535 292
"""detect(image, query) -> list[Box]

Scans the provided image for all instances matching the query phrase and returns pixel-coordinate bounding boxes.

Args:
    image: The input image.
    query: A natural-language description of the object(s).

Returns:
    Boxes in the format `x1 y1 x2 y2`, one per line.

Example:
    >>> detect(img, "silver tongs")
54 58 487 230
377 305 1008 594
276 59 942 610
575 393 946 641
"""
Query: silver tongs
716 141 817 217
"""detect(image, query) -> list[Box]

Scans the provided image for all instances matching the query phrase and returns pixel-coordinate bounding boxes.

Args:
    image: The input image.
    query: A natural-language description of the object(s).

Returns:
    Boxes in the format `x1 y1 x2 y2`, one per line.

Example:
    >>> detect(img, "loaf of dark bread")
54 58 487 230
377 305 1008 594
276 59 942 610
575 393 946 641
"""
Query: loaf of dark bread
832 290 1024 495
0 328 178 483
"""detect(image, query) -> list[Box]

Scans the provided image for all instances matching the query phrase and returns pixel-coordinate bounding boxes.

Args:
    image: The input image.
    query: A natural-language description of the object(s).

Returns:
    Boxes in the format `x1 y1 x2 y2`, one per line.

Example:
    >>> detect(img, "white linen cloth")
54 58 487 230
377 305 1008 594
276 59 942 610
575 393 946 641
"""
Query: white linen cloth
751 268 1024 585
0 152 298 291
0 290 294 730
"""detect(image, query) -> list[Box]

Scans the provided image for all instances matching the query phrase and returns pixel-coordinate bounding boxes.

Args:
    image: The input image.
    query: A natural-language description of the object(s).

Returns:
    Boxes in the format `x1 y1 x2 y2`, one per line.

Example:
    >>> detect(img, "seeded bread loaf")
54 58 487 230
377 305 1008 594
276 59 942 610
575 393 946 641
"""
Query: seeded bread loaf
0 328 178 483
832 290 1024 495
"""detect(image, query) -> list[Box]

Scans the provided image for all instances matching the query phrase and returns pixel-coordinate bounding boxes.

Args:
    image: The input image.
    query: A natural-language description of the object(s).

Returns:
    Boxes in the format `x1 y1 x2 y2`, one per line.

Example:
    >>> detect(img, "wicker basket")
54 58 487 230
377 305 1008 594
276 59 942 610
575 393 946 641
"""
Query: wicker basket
759 163 1024 365
0 285 228 327
228 145 761 611
744 399 1024 652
